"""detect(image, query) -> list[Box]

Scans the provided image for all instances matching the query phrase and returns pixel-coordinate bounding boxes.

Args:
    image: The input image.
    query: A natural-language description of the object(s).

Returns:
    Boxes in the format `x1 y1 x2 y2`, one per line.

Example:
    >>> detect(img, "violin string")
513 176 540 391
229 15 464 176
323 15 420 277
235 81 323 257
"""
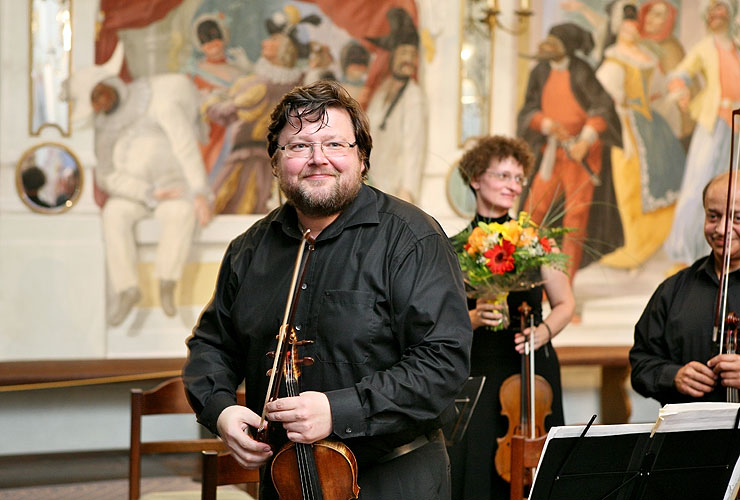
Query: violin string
724 114 740 402
287 351 320 499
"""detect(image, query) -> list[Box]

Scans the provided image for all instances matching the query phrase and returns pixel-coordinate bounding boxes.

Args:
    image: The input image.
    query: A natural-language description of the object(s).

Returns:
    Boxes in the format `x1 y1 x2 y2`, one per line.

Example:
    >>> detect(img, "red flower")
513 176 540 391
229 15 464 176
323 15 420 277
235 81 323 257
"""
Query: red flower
484 241 515 274
540 236 552 253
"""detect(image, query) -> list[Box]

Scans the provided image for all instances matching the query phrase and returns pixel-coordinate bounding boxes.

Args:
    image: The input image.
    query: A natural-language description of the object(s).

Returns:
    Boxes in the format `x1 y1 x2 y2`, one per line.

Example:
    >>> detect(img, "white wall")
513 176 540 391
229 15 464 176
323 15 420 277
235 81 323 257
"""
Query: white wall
0 0 659 456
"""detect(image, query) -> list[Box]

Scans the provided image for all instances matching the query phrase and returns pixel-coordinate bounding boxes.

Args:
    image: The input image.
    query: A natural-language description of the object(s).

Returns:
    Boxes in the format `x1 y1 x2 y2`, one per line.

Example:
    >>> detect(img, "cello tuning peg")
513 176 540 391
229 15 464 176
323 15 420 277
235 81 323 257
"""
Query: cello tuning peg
295 339 315 346
266 368 273 377
266 351 275 358
299 357 314 366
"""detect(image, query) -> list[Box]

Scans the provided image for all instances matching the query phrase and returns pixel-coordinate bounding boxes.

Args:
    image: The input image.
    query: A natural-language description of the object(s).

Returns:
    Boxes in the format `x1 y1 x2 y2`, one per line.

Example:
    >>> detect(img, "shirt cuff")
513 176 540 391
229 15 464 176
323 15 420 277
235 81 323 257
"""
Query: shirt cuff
199 391 239 436
325 387 367 439
659 363 681 393
540 117 553 135
578 125 598 145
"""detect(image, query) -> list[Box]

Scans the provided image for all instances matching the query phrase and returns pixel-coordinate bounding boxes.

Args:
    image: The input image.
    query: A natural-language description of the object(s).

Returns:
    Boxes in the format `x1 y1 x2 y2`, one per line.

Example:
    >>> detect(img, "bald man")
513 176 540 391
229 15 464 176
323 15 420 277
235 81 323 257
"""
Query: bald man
631 171 740 404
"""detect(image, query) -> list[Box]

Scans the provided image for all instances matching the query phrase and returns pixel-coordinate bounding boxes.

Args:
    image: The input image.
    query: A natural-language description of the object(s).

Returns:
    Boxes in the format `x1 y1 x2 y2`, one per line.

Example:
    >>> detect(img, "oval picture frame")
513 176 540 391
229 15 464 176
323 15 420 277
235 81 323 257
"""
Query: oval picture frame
16 142 84 214
446 159 477 219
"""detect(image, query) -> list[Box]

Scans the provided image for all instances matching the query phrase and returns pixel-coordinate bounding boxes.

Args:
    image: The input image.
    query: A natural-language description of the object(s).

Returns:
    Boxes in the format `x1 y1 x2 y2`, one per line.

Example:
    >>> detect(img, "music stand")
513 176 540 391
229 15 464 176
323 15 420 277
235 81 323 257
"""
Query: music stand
443 375 486 446
530 404 740 500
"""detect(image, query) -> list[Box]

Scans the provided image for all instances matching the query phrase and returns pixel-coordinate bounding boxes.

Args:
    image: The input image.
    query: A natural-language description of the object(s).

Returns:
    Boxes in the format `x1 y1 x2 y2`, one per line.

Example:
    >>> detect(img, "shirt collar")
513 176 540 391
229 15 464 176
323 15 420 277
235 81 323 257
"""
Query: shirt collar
698 254 740 284
549 56 570 71
272 183 380 241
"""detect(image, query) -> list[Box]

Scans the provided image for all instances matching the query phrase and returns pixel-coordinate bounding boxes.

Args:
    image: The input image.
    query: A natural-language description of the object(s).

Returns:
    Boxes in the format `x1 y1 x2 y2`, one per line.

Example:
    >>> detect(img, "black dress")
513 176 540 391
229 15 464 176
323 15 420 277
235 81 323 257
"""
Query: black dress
449 214 565 500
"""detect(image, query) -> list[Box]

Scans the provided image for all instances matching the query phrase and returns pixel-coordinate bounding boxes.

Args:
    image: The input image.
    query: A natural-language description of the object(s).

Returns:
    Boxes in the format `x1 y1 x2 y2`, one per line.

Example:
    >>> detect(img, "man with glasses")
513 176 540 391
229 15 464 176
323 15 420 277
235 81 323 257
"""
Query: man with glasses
184 80 472 499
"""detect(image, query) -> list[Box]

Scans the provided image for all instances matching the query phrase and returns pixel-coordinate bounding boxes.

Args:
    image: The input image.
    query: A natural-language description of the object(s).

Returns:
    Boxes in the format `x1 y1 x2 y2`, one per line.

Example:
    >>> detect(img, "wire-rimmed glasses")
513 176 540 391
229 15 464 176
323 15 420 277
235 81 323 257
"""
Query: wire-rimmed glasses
277 141 357 158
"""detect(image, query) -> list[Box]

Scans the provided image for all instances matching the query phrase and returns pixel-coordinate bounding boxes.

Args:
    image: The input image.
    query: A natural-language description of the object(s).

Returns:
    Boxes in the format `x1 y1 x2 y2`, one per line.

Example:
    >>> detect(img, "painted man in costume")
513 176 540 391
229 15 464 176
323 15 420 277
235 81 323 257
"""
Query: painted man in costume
90 72 213 325
663 0 740 269
517 23 622 280
365 7 426 205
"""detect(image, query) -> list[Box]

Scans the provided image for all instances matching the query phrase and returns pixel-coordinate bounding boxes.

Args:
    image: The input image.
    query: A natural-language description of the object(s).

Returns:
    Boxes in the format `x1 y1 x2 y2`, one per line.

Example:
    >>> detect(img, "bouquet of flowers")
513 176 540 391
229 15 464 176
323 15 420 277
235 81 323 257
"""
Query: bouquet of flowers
453 212 571 331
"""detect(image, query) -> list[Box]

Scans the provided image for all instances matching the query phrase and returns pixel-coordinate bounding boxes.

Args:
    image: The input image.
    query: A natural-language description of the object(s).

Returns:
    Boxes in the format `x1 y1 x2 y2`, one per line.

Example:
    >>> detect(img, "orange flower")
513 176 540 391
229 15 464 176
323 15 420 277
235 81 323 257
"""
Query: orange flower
466 226 488 255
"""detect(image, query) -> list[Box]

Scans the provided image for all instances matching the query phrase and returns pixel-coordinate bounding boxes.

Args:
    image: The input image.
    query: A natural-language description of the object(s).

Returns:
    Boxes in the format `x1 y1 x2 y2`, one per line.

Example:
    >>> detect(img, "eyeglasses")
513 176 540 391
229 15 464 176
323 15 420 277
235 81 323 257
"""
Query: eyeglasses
484 170 528 187
277 141 357 158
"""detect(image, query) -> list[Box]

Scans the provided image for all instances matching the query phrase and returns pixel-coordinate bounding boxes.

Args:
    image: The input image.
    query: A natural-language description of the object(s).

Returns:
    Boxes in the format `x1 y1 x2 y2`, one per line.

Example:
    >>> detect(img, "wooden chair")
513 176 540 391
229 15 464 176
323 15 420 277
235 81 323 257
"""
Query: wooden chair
201 451 260 500
509 434 547 500
129 377 248 500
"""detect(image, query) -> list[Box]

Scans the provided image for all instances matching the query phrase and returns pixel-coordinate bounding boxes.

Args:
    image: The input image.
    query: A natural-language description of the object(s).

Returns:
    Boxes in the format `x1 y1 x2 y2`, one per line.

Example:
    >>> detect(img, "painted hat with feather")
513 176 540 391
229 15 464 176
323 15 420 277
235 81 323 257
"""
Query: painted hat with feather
366 7 419 52
265 5 321 59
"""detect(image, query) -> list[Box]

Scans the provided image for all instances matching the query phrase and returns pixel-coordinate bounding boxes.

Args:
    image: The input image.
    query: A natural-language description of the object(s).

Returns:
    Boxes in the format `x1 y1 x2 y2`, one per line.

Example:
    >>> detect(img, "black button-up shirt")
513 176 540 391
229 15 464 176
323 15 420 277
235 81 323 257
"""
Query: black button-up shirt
630 255 740 405
184 184 472 463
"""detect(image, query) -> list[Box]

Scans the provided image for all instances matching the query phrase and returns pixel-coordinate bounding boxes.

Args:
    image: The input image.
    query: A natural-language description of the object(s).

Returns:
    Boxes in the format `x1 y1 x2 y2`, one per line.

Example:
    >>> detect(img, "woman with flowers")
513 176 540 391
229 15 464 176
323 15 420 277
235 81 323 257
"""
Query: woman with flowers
448 136 575 500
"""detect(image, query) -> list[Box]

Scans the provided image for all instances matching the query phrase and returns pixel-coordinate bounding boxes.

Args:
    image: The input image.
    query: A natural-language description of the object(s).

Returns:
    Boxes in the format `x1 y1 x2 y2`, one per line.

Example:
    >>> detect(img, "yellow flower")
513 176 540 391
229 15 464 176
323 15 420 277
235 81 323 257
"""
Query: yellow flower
500 220 521 246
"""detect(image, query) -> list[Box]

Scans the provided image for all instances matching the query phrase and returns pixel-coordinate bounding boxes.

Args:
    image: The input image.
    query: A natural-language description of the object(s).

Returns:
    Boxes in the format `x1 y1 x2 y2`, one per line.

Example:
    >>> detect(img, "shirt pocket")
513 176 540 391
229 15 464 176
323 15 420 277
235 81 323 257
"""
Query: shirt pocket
315 290 378 364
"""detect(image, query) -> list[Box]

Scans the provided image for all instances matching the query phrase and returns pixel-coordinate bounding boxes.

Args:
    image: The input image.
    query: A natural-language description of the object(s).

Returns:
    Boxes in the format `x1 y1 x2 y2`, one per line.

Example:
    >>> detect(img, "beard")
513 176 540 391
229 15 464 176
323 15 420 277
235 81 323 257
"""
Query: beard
277 168 363 218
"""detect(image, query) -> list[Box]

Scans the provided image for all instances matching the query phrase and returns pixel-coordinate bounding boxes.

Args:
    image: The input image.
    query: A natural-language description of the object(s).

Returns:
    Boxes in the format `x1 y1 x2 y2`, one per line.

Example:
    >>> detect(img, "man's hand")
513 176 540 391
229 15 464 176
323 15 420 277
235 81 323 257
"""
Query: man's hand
674 361 717 397
708 353 740 390
265 391 333 444
193 193 214 226
550 122 570 142
567 139 590 164
216 405 273 469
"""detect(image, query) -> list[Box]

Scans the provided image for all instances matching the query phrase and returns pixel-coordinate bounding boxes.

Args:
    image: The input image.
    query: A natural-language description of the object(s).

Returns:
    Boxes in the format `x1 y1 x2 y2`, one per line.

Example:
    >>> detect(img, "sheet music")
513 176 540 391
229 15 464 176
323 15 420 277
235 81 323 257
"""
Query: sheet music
652 402 740 434
531 403 740 499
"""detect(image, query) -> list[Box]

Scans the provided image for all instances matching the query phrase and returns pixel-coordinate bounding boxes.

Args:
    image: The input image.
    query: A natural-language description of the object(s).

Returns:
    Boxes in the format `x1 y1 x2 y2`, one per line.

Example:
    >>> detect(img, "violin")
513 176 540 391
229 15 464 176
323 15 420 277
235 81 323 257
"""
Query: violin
712 108 740 404
257 229 360 499
494 301 553 483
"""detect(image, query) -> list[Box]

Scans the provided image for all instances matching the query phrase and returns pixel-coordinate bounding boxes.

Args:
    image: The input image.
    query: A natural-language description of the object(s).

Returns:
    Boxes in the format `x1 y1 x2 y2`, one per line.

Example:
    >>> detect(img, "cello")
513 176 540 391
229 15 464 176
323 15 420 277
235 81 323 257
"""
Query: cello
494 301 553 483
257 229 360 500
711 108 740 404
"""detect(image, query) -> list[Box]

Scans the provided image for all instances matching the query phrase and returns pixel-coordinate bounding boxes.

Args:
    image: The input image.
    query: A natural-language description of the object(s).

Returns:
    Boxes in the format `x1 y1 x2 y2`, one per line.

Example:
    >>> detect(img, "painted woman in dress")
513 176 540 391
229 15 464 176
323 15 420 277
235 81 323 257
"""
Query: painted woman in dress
597 14 686 268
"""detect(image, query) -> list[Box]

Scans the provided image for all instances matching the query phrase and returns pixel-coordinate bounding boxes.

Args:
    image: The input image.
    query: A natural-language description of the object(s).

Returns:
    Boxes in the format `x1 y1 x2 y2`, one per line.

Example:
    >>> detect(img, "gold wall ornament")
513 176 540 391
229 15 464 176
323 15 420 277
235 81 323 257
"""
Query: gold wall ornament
29 0 72 137
16 142 84 214
446 159 477 219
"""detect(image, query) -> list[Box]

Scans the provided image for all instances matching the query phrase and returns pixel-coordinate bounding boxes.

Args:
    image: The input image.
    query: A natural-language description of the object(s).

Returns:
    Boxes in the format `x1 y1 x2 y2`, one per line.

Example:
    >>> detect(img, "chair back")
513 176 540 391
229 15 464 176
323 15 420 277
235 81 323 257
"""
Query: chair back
201 451 260 500
129 377 245 500
509 434 547 500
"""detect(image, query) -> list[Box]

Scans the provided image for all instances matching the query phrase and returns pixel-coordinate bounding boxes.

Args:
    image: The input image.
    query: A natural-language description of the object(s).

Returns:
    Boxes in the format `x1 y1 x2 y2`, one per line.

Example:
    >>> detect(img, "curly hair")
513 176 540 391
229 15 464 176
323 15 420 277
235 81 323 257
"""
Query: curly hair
457 135 535 186
267 80 372 178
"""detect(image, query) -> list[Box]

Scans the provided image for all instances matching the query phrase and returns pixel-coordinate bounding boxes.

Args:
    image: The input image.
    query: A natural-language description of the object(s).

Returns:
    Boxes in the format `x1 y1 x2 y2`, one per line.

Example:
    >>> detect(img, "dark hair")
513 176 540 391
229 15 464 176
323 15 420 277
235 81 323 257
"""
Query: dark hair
197 20 223 45
458 135 535 186
22 166 46 191
266 80 372 175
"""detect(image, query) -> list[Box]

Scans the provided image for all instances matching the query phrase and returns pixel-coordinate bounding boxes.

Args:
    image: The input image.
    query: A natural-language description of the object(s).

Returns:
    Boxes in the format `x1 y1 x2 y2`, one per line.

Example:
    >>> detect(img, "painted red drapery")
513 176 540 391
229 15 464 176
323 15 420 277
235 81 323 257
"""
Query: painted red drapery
95 0 183 81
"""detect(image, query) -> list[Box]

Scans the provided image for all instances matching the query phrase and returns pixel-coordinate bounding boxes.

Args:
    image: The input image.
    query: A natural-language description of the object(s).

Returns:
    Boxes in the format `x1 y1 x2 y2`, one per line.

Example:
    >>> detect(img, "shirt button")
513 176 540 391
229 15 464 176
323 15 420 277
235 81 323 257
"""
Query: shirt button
345 426 352 434
295 324 301 331
301 283 307 290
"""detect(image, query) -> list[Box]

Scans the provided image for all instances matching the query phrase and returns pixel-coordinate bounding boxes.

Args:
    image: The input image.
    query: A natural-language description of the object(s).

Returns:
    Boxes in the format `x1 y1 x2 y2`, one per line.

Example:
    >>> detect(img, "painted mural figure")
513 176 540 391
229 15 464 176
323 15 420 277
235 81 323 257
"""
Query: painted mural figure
365 7 427 205
517 23 623 281
596 12 686 269
339 40 371 103
91 72 213 326
185 13 250 179
663 0 740 268
636 0 694 148
204 6 319 214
